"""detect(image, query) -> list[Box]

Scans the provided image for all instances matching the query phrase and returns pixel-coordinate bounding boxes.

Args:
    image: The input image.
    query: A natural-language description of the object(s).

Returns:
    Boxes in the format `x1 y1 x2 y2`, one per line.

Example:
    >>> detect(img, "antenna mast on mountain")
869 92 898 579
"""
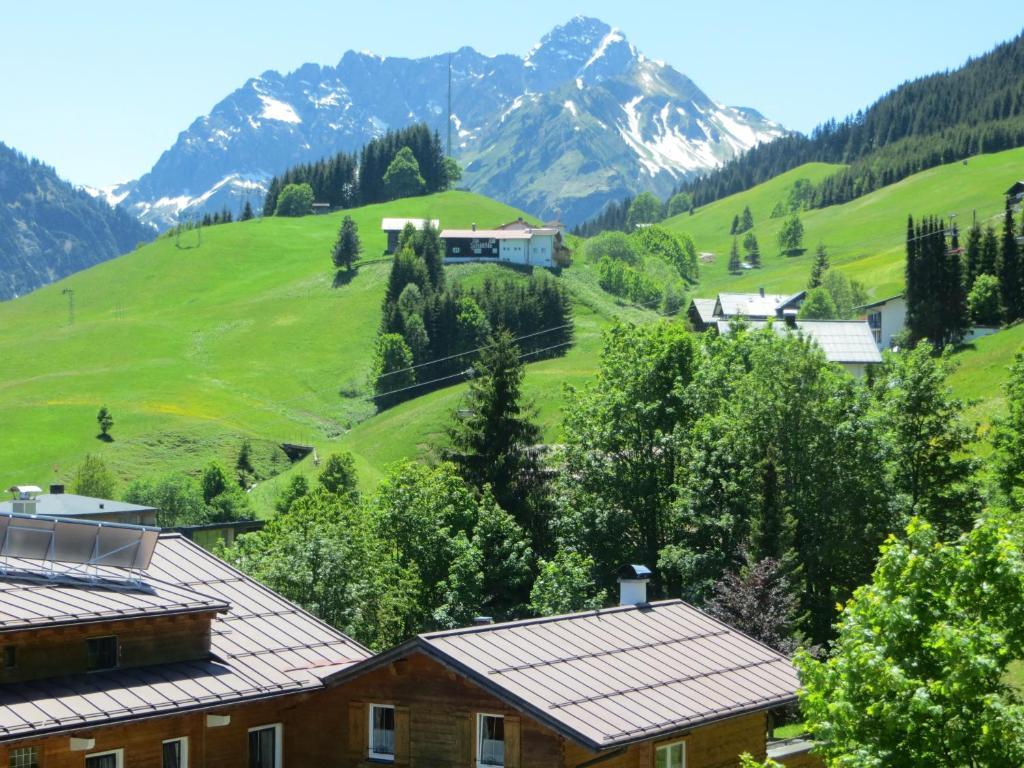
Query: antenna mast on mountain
447 52 453 158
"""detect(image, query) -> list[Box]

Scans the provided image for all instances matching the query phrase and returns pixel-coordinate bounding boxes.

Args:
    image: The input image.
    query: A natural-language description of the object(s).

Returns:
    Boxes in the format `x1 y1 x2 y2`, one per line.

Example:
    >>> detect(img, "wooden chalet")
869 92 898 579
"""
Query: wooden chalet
381 219 440 254
0 512 369 768
324 567 812 768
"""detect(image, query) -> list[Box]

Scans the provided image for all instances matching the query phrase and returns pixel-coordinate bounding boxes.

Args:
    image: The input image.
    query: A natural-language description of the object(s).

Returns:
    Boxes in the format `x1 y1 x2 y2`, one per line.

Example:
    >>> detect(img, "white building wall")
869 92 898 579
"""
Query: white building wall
528 234 554 267
864 297 907 349
499 239 529 264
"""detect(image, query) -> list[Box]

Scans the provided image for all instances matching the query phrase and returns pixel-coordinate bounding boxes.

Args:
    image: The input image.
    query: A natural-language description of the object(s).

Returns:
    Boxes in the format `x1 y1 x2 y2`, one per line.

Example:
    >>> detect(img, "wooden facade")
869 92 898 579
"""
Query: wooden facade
0 612 215 685
329 650 774 768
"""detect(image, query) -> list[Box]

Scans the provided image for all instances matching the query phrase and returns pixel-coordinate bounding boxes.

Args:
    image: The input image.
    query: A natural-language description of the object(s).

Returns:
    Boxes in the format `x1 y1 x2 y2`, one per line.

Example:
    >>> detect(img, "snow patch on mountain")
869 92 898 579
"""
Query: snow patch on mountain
258 96 302 124
583 29 624 70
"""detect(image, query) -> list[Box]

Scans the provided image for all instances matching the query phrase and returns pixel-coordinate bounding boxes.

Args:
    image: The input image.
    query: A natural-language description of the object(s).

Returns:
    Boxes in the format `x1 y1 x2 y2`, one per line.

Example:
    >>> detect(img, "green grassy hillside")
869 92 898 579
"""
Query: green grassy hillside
0 192 533 492
666 147 1024 300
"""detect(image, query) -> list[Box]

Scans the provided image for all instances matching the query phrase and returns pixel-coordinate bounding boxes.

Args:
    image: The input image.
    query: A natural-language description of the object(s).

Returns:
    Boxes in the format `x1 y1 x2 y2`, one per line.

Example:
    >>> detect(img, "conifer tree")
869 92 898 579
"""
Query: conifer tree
445 330 544 535
980 225 999 276
743 232 761 268
964 224 982 288
728 238 742 274
808 243 829 288
332 215 361 272
999 198 1023 321
740 205 754 232
418 222 445 292
241 200 254 221
730 214 740 235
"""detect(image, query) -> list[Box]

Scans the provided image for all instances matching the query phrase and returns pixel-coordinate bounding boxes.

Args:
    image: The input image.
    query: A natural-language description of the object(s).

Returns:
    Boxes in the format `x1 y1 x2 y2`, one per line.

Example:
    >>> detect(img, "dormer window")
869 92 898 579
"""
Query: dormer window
87 636 118 671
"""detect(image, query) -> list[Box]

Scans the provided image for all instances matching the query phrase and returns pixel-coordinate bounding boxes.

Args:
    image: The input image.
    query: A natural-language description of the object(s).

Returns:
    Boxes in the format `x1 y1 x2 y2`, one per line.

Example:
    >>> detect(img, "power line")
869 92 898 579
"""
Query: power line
374 322 574 382
368 340 575 402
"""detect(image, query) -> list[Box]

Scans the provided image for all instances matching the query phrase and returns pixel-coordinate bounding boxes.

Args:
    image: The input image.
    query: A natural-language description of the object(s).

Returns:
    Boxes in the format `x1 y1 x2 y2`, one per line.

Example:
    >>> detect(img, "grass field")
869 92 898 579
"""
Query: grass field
2 149 1023 513
0 192 531 494
665 147 1024 301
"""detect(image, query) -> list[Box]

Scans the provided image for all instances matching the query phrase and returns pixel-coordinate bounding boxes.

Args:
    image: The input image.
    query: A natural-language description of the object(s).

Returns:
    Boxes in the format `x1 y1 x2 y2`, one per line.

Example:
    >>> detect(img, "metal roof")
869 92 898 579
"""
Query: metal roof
716 320 883 364
0 533 369 741
854 293 905 311
441 229 532 240
380 218 439 232
689 299 718 325
714 292 793 318
329 600 799 750
0 494 156 519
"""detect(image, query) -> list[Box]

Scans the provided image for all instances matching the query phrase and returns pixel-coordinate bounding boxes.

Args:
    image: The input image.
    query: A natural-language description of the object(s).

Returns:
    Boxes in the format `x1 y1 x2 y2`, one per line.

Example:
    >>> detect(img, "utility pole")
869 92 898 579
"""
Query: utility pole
447 52 453 158
61 288 75 326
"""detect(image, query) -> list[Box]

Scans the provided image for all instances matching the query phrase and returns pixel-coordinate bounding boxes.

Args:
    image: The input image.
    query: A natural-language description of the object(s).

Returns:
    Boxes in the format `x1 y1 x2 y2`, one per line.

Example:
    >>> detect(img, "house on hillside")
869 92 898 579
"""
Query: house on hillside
0 510 368 768
2 484 158 526
855 293 1000 351
325 565 815 768
441 224 560 268
1007 181 1024 206
856 294 907 349
716 318 882 377
687 290 806 331
381 218 441 254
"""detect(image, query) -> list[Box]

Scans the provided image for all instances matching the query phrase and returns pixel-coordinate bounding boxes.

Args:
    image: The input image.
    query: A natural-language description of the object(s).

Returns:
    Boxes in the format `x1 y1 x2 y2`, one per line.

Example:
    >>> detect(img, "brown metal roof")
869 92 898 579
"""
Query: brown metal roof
329 600 799 750
0 533 370 740
0 567 226 631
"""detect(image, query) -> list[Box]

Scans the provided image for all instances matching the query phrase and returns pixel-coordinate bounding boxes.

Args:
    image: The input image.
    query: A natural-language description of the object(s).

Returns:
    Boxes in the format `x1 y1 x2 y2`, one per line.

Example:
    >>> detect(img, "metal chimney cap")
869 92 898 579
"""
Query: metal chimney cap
472 616 494 626
616 564 652 581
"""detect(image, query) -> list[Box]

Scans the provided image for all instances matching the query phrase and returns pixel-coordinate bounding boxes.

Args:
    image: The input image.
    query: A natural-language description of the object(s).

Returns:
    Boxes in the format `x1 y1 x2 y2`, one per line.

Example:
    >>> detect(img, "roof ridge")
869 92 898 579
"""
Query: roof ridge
421 599 685 639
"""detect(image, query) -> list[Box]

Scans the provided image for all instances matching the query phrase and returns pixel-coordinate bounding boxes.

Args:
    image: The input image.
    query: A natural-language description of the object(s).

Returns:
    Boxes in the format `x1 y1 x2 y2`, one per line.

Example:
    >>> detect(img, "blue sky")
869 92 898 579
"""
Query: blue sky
3 0 1021 186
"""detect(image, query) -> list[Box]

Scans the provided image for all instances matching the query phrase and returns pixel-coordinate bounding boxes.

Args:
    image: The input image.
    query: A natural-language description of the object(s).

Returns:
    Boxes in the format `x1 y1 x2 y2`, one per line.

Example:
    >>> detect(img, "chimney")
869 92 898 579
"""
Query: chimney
472 616 493 626
471 223 477 231
49 483 64 495
759 286 765 297
7 485 42 516
617 564 652 606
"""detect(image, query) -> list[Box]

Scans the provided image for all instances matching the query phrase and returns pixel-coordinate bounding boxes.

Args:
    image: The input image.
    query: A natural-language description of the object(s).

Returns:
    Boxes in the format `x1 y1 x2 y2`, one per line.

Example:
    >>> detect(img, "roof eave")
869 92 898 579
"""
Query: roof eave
0 602 230 635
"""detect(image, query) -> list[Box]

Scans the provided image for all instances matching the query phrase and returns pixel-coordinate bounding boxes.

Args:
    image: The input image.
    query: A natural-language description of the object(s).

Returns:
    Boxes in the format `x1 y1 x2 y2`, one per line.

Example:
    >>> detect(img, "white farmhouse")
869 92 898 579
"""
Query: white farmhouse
440 224 559 268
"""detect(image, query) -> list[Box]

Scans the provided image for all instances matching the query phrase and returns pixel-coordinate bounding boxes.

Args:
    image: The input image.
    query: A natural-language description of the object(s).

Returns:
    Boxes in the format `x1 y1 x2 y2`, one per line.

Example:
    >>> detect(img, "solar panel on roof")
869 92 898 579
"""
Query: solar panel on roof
0 512 158 570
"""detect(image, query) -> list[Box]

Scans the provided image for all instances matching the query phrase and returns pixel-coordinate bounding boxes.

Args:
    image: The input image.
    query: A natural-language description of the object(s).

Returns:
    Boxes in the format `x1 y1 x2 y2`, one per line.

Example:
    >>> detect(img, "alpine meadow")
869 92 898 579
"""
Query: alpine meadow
3 9 1024 768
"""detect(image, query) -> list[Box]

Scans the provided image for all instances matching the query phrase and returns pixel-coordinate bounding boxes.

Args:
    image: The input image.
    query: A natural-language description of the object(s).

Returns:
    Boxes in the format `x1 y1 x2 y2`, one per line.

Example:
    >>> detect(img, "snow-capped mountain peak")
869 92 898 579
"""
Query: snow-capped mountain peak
111 16 787 229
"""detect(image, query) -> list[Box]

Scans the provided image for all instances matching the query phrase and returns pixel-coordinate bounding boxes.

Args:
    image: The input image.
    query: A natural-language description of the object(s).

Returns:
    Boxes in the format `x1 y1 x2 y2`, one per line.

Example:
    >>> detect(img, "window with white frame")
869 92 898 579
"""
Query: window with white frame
85 749 123 768
162 737 188 768
248 724 282 768
8 747 38 768
655 741 685 768
476 713 504 767
368 704 396 760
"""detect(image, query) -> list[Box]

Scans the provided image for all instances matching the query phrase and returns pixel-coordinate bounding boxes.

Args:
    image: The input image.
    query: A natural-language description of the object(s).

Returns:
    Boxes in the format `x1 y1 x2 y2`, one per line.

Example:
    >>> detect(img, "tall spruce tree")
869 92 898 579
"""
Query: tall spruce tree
743 232 761 268
332 215 361 272
417 222 445 292
445 330 544 536
999 198 1023 321
964 224 982 288
740 205 754 233
980 225 1000 276
730 214 740 235
728 238 742 273
808 243 829 288
241 200 254 221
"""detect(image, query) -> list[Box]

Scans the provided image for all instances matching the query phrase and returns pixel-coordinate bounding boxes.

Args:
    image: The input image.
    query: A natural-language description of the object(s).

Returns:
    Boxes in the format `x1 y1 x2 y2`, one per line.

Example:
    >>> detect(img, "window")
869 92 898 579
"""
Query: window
8 747 38 768
85 750 123 768
655 742 685 768
368 704 395 761
248 724 281 768
162 737 188 768
87 636 118 671
452 247 461 254
476 714 504 767
867 311 882 344
4 646 15 669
